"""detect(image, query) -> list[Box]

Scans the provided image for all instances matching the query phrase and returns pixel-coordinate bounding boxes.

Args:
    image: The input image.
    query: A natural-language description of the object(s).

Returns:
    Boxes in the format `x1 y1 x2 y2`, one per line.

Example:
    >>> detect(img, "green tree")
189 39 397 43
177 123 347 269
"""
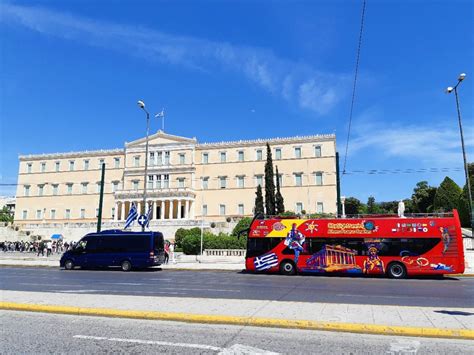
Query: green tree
458 163 474 227
232 217 252 237
275 166 285 215
254 185 264 217
344 197 362 215
433 177 462 212
174 227 201 248
0 207 13 223
367 196 377 214
264 143 276 215
411 181 437 213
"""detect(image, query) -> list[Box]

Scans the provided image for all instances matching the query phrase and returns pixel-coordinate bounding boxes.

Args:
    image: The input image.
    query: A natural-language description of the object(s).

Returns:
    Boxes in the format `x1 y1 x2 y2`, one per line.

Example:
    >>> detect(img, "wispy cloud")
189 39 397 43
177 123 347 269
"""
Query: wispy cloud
347 109 474 166
1 3 349 115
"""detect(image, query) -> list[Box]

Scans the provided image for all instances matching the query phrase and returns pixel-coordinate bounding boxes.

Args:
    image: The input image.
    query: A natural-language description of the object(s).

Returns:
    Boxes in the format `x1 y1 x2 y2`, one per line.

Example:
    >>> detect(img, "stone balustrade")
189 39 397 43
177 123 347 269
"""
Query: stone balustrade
204 249 246 257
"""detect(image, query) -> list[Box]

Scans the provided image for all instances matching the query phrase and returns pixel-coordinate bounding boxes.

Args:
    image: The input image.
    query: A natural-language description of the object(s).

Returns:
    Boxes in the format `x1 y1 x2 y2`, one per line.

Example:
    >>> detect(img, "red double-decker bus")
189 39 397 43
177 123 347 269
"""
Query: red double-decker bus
245 210 465 278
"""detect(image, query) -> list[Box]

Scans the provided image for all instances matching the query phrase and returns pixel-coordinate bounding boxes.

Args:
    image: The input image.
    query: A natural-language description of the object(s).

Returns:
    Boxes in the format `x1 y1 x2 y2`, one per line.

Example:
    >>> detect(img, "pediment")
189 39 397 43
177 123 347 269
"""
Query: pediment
126 130 197 147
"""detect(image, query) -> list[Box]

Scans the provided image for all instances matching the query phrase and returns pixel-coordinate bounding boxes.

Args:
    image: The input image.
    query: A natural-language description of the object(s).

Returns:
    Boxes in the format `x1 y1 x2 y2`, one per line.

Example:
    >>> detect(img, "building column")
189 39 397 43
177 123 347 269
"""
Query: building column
168 200 173 220
160 200 165 220
178 200 182 219
114 202 118 221
121 201 125 221
190 201 195 219
184 200 189 219
153 200 157 219
137 201 141 216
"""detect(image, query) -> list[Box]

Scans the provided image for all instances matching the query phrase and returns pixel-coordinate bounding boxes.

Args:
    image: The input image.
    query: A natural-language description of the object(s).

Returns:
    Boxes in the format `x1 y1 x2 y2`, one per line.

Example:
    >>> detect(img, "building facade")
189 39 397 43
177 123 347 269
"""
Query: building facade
14 131 337 225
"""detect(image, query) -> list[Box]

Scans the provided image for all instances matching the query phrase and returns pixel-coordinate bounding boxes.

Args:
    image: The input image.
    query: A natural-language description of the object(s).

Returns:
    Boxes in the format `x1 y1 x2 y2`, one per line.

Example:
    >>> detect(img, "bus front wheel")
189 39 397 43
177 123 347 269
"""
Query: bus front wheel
64 260 74 270
387 262 407 279
280 260 296 276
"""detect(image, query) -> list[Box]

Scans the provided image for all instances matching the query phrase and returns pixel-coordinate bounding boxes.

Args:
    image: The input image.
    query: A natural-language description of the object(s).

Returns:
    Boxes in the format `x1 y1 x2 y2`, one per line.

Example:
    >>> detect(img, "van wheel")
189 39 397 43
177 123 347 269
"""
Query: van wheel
64 260 74 270
121 260 132 272
387 262 407 279
280 260 296 275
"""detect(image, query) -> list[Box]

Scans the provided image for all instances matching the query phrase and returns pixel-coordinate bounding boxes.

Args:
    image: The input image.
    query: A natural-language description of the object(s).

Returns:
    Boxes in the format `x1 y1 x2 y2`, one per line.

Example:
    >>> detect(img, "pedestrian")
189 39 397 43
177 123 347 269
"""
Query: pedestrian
164 242 170 264
37 241 44 257
169 242 176 264
46 241 52 257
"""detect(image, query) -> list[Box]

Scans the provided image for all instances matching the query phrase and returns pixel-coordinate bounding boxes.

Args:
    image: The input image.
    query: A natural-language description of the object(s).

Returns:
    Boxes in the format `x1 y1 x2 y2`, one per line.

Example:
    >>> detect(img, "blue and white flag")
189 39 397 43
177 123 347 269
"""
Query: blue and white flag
124 203 138 229
254 253 278 271
145 204 152 228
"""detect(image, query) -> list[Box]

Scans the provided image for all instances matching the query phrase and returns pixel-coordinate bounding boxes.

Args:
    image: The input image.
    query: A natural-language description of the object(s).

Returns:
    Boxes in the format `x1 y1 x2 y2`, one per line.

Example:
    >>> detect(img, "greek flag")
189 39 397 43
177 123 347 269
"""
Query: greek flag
254 253 278 271
145 204 152 228
124 203 138 229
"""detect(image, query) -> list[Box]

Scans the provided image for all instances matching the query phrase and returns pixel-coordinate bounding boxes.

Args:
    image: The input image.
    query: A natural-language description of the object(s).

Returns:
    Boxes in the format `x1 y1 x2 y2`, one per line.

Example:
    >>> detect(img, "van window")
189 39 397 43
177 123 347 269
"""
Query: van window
153 233 164 250
98 235 149 253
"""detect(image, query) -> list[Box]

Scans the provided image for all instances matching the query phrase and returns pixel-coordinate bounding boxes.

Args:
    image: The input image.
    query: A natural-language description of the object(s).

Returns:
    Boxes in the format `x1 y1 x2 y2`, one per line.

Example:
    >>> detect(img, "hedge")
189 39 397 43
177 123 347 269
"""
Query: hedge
182 233 246 255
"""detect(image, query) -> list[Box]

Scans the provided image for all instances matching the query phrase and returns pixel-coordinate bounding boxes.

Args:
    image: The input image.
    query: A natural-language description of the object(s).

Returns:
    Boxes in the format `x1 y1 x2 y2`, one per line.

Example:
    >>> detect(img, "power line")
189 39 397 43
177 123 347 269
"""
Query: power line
343 0 367 175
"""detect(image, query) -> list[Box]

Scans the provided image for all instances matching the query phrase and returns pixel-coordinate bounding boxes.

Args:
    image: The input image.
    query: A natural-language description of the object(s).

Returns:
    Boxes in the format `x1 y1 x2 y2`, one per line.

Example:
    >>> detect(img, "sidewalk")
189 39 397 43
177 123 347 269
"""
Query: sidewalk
1 290 473 340
0 252 245 271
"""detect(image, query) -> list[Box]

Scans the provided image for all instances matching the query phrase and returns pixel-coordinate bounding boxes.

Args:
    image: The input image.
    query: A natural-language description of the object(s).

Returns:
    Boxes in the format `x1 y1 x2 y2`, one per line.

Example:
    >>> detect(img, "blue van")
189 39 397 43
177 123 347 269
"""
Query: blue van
60 230 165 271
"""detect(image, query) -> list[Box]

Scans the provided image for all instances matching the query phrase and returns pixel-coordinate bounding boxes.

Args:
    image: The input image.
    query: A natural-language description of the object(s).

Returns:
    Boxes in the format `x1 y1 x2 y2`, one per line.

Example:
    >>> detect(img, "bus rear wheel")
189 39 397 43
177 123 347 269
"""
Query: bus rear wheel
280 260 296 276
387 262 407 279
121 260 132 272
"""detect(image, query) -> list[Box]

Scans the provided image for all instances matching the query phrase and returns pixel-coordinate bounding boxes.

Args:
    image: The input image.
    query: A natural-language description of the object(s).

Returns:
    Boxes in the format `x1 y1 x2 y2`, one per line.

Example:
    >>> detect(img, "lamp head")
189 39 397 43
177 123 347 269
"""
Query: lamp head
458 73 466 82
445 86 454 94
137 100 145 109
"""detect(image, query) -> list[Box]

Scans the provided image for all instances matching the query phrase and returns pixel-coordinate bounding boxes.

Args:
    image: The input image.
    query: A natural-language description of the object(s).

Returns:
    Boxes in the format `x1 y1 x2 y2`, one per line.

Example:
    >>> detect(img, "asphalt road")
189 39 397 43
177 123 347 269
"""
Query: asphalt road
2 310 473 354
1 267 474 307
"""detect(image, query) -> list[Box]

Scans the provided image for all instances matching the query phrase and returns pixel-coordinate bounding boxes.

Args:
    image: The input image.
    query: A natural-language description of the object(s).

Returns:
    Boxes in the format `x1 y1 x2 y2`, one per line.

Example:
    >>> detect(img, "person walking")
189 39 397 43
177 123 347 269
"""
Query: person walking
164 242 170 264
46 241 52 257
169 242 176 264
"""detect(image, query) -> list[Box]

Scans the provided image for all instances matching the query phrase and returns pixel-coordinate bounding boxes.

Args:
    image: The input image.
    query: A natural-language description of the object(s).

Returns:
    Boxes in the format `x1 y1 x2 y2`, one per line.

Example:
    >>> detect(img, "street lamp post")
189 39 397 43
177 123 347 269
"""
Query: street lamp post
446 73 473 234
138 100 150 232
341 196 346 218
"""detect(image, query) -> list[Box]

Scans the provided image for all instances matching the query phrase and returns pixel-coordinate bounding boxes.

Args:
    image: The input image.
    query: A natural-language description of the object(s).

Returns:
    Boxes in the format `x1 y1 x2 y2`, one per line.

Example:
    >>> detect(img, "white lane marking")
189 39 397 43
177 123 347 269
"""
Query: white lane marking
19 283 79 287
387 339 420 354
56 290 104 293
73 335 223 351
219 344 280 355
336 294 441 300
104 282 146 286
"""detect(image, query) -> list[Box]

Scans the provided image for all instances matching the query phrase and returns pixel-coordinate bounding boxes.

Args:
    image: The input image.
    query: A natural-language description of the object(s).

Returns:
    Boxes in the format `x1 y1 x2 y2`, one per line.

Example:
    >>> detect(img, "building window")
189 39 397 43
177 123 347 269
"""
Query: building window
237 176 245 188
148 175 154 189
38 184 44 196
22 210 28 219
238 204 244 215
27 163 32 173
133 181 139 191
41 162 46 173
68 161 75 171
256 150 263 161
316 202 324 213
277 174 283 186
113 181 119 192
178 178 185 188
202 204 208 216
219 204 226 216
255 175 263 187
296 202 303 214
65 209 71 219
315 146 322 157
156 151 162 165
112 207 116 219
55 161 60 172
294 173 302 186
50 209 56 220
315 172 323 186
238 151 244 162
219 176 227 189
114 157 120 168
96 208 99 217
202 177 209 190
80 209 85 219
67 183 73 195
81 183 88 194
275 148 282 160
163 174 169 188
164 151 170 165
149 152 155 166
52 184 58 196
202 153 209 164
220 152 227 163
134 156 140 167
179 153 185 165
36 209 42 219
96 182 101 193
83 159 89 170
294 147 302 159
98 159 105 168
156 175 162 189
24 185 30 197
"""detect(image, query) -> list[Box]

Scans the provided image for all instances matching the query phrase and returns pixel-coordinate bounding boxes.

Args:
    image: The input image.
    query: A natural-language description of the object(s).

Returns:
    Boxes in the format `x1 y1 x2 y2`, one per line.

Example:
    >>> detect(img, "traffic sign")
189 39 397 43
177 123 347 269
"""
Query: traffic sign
137 214 148 227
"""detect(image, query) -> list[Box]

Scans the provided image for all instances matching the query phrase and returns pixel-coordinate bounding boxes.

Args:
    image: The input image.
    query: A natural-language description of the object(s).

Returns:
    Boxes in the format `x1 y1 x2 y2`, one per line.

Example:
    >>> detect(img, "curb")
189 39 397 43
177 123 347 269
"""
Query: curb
1 302 473 340
0 264 243 272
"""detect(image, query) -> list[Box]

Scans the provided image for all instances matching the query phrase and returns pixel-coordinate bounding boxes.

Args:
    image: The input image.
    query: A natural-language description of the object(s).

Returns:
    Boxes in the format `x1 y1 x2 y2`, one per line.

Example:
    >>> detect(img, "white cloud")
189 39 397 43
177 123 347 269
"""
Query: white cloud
1 3 349 115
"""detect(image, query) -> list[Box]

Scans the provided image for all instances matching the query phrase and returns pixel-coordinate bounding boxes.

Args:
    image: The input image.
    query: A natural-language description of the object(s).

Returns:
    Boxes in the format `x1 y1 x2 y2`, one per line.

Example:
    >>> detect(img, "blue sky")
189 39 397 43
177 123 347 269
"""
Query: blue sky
1 0 473 203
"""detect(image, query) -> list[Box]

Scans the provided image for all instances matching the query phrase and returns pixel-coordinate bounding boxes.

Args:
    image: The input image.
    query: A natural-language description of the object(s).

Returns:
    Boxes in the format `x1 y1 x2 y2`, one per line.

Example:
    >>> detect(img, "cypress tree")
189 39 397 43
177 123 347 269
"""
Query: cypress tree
433 176 462 212
254 185 265 217
275 166 285 214
264 143 276 215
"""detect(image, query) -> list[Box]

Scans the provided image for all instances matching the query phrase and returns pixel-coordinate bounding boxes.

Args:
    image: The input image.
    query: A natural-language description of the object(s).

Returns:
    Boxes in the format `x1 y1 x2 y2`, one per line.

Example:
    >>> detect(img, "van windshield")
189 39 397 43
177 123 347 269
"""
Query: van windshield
154 234 164 251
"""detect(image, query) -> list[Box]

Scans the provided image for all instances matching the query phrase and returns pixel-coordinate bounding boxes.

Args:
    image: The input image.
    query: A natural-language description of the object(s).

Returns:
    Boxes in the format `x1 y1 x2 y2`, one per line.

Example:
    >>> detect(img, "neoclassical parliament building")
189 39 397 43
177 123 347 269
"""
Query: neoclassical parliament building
14 131 337 226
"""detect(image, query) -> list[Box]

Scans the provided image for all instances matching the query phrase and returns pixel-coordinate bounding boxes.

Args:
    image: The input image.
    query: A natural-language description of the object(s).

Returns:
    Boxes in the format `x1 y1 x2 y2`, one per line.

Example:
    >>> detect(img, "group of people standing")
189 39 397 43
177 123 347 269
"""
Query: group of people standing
1 239 74 256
